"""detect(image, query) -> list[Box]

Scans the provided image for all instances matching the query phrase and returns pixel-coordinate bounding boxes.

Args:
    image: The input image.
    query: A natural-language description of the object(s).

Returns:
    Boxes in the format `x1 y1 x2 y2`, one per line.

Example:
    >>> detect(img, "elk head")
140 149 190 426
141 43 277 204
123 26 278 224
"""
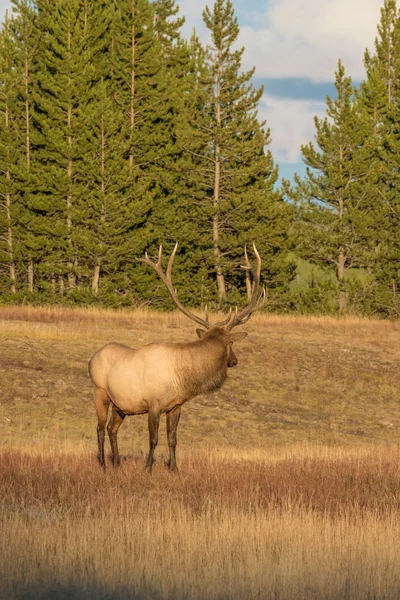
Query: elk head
138 243 266 367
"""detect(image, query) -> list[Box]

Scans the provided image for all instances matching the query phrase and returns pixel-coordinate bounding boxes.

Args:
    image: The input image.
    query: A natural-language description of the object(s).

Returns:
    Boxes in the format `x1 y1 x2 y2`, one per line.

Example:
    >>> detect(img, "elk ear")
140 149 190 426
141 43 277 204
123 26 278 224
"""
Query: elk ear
196 328 207 339
229 331 248 343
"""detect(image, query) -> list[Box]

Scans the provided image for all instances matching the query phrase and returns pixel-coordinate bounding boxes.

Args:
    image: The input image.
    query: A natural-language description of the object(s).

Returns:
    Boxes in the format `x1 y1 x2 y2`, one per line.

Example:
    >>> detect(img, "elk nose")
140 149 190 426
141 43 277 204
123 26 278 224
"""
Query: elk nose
229 355 238 368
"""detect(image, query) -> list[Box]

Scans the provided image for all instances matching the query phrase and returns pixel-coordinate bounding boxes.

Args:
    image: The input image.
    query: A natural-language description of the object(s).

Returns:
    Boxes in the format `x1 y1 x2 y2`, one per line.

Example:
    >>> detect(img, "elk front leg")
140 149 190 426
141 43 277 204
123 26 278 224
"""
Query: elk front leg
166 405 181 472
94 387 110 470
107 405 125 467
145 408 160 473
97 425 106 469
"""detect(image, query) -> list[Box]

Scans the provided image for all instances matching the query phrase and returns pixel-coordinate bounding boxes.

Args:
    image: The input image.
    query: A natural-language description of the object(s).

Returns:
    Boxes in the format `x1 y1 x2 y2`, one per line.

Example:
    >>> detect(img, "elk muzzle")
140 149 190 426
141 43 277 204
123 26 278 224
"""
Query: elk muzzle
227 347 238 368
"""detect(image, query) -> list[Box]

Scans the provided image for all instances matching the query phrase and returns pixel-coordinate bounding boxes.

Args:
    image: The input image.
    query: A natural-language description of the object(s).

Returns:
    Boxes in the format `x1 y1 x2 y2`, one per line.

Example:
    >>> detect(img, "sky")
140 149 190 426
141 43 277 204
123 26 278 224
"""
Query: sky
0 0 385 181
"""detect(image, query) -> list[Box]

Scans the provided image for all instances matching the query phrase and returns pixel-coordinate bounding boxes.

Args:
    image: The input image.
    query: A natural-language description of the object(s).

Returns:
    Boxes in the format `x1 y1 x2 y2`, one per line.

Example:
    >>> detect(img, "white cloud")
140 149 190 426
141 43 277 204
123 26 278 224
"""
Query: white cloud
178 0 209 40
259 94 326 164
0 0 10 23
239 0 383 82
177 0 382 82
176 0 383 164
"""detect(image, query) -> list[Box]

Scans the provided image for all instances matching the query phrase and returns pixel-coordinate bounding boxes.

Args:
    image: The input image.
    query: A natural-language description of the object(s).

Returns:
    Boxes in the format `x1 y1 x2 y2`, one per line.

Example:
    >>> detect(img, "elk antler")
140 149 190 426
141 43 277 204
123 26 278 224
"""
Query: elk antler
138 243 211 329
225 243 267 331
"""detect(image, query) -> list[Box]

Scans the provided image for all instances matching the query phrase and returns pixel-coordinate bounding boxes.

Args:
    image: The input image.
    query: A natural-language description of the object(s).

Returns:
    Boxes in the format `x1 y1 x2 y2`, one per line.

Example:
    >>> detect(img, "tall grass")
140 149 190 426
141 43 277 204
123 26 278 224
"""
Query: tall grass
1 307 400 598
1 447 400 599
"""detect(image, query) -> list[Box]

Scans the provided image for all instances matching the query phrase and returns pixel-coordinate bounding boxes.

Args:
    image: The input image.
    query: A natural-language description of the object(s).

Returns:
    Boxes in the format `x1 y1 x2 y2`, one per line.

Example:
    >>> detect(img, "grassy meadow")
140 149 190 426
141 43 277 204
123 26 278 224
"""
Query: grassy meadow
1 306 400 598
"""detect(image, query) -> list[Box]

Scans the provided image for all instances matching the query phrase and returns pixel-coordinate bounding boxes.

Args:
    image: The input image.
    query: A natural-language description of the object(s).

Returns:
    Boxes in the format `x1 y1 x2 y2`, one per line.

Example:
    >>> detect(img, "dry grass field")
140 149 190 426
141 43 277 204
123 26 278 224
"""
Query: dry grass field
1 306 400 599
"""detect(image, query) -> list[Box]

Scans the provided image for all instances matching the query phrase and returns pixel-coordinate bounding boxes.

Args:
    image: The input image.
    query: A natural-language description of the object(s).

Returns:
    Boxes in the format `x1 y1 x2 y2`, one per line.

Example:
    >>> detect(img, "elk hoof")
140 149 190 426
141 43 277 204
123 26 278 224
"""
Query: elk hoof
166 462 178 473
97 455 106 470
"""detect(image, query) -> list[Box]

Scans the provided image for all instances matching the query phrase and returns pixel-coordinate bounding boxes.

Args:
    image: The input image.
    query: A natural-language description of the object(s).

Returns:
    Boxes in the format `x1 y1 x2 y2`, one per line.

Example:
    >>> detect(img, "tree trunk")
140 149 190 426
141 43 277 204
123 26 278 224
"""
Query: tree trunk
67 192 75 289
92 262 100 296
337 186 346 312
28 260 34 293
213 213 226 302
5 181 16 296
92 263 100 296
129 0 135 168
24 44 30 171
92 99 107 297
67 24 75 290
338 248 346 312
24 28 33 293
213 45 226 303
4 18 16 295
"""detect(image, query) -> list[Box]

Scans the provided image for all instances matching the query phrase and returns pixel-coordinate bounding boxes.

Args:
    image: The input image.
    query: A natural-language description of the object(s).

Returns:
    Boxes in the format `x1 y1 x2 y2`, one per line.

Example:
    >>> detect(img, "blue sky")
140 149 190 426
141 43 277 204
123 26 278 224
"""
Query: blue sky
177 0 384 181
0 0 385 182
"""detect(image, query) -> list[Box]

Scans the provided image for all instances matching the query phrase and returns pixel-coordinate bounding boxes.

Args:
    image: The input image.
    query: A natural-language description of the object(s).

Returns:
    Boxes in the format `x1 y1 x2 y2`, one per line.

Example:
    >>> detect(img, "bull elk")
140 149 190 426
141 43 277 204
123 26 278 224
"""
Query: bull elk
89 243 266 472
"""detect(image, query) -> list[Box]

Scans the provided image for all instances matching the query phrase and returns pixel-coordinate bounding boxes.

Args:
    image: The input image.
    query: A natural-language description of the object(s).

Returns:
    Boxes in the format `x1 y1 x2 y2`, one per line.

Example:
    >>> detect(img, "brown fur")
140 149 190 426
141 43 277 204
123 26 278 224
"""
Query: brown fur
89 327 247 471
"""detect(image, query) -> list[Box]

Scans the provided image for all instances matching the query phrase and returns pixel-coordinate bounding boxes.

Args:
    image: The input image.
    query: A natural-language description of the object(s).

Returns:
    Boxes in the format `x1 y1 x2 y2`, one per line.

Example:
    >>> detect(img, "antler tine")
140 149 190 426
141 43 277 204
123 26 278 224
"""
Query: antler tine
140 245 164 276
241 245 252 271
244 244 250 268
138 243 210 330
166 242 178 280
157 244 163 267
213 306 233 328
226 243 266 331
252 242 262 294
257 286 268 311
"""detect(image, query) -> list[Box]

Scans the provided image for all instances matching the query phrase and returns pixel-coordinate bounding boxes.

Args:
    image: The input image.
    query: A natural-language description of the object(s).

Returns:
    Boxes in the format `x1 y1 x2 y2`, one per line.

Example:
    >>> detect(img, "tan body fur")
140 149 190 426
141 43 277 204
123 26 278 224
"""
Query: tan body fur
89 334 229 415
89 328 245 471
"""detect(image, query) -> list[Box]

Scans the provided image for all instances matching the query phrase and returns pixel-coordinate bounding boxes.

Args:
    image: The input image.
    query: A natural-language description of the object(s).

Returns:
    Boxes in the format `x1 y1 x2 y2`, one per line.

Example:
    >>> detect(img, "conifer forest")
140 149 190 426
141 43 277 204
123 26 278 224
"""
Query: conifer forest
1 0 400 316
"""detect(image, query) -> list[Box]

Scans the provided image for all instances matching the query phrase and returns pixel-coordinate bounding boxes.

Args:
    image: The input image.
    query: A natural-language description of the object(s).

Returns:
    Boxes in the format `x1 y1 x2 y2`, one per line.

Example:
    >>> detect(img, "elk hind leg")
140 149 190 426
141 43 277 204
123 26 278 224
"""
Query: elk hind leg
166 405 181 472
94 387 110 469
107 405 125 467
145 408 160 473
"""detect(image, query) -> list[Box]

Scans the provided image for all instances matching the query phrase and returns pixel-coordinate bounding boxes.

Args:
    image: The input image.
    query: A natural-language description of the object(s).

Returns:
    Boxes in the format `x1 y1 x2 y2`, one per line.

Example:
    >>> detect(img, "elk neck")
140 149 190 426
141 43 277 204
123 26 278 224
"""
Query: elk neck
173 330 229 398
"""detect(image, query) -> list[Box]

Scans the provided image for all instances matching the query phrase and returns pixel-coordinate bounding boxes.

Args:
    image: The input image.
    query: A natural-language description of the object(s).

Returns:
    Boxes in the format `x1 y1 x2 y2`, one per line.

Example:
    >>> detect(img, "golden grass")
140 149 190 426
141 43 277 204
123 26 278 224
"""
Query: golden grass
1 305 399 450
1 306 400 598
1 446 400 599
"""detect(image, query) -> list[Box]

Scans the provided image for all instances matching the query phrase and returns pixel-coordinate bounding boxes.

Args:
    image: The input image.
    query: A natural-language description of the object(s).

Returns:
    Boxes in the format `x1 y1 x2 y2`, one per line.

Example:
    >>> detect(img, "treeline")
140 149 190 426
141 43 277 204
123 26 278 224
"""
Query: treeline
0 0 293 309
292 0 400 317
0 0 400 316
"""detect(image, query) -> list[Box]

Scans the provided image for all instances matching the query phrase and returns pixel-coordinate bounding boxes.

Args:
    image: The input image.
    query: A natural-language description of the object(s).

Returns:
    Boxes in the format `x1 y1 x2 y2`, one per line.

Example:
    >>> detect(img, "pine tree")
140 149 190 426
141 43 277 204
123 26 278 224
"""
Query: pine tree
79 72 141 303
30 0 94 298
364 0 398 104
6 0 38 295
108 0 196 306
175 0 293 307
153 0 185 49
70 0 134 302
374 21 400 314
0 11 18 296
294 62 375 312
0 0 291 309
358 0 400 314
